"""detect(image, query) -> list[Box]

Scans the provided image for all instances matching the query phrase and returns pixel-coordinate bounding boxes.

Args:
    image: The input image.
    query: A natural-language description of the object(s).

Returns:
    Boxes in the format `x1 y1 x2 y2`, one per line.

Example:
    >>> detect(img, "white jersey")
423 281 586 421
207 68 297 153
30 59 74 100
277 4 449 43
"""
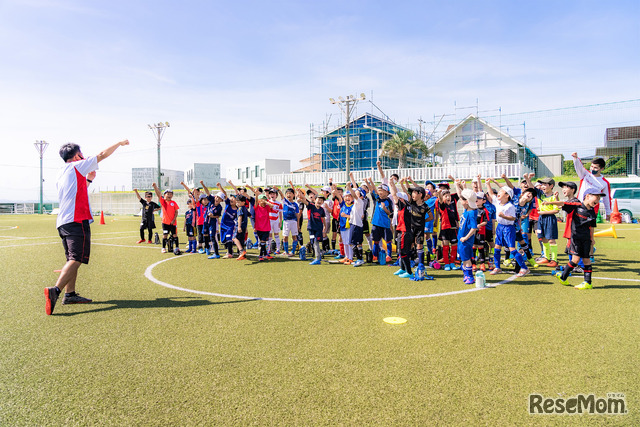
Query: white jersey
349 196 364 228
573 157 612 215
491 199 516 226
56 156 99 228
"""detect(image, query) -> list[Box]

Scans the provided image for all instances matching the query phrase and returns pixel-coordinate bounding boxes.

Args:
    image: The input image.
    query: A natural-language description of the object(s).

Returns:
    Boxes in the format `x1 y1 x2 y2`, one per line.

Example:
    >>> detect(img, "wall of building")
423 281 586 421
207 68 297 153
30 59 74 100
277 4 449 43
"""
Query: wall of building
132 168 184 191
226 159 290 186
537 154 564 177
185 163 223 188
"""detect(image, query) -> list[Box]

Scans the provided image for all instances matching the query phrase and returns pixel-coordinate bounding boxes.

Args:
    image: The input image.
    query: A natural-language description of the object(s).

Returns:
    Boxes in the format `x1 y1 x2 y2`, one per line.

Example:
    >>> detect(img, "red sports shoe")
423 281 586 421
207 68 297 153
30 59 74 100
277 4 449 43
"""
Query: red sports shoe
136 239 145 244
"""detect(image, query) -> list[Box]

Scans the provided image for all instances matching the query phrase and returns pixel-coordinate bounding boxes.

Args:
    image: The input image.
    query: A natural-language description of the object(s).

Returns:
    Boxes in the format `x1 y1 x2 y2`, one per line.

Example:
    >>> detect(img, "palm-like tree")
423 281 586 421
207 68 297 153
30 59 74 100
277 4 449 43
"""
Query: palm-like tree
381 130 427 168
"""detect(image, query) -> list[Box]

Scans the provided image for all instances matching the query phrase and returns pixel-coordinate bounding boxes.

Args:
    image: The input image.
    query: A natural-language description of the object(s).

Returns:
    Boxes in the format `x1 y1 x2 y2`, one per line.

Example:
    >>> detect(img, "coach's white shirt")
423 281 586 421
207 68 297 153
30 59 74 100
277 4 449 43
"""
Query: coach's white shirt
56 156 99 228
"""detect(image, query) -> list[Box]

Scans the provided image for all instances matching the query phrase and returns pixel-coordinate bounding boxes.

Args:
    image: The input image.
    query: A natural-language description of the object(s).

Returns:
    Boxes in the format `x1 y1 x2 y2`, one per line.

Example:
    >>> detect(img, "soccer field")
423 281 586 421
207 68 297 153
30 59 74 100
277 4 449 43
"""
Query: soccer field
1 214 638 425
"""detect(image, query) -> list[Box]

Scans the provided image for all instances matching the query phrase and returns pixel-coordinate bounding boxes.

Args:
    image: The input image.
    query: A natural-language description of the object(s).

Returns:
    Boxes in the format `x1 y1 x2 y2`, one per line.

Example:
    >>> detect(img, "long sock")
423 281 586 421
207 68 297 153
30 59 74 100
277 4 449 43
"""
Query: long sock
372 242 380 258
520 242 532 260
431 236 438 252
561 261 577 281
331 239 336 250
323 237 330 252
292 240 298 254
549 243 558 261
284 241 289 254
471 254 476 266
463 265 473 280
260 242 267 256
426 238 433 253
339 242 345 257
174 236 179 249
476 247 484 264
356 244 363 260
543 242 551 259
204 235 210 251
504 248 511 262
418 249 425 265
451 245 458 263
387 242 393 258
162 237 167 249
313 240 321 260
511 250 527 269
212 238 219 255
539 239 545 256
583 265 592 283
443 245 450 264
426 250 431 265
493 248 501 268
366 234 373 250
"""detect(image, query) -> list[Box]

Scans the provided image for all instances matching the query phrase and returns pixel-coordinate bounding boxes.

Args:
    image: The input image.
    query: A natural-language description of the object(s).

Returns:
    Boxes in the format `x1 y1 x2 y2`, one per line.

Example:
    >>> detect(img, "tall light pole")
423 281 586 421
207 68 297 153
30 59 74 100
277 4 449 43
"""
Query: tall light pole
148 122 170 190
330 93 365 176
34 140 49 214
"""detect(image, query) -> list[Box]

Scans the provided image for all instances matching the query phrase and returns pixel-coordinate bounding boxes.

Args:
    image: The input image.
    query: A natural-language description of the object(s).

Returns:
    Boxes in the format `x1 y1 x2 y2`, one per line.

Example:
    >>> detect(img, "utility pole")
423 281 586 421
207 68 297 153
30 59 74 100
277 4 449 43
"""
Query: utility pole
34 140 49 214
330 94 365 176
148 122 170 190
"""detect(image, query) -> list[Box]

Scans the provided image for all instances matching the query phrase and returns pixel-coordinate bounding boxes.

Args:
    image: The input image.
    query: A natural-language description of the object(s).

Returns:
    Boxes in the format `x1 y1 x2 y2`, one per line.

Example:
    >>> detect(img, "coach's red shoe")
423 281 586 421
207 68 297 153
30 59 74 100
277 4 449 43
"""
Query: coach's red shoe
137 239 145 244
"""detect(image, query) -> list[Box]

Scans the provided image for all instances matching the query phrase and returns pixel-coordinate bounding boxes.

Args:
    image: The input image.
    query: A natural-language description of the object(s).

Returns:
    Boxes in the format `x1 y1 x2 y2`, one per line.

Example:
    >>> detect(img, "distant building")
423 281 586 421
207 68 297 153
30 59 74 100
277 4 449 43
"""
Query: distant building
226 159 291 187
595 125 640 176
185 163 223 188
132 167 183 191
293 154 321 173
320 113 423 172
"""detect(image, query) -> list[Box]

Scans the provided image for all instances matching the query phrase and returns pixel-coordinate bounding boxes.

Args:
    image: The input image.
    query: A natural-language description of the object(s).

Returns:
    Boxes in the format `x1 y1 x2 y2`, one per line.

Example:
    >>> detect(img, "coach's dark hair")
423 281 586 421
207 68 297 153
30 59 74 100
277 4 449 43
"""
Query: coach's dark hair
592 158 606 168
59 143 81 162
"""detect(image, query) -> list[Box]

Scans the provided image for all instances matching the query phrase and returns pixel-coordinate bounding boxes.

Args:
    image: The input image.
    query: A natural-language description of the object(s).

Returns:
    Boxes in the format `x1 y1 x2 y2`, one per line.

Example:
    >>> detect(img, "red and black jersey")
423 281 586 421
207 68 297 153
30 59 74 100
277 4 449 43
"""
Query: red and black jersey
476 207 490 235
562 197 581 239
435 193 459 230
396 199 412 233
562 200 596 240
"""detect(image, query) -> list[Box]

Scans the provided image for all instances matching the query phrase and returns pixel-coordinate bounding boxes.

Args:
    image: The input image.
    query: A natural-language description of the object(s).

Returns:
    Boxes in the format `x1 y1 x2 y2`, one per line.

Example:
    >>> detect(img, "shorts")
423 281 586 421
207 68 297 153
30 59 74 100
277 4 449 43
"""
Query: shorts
256 230 270 242
220 225 234 243
58 220 91 264
185 225 195 237
569 236 591 259
438 228 458 244
515 230 526 243
331 218 340 233
140 220 155 230
350 225 364 245
424 220 434 234
340 228 353 249
270 219 281 234
484 228 494 243
371 225 393 243
521 217 530 235
282 219 299 237
495 223 516 248
473 232 485 247
528 219 538 235
457 242 474 262
308 227 323 243
538 215 559 240
362 218 370 234
411 228 425 246
399 230 415 255
162 223 177 236
235 231 246 244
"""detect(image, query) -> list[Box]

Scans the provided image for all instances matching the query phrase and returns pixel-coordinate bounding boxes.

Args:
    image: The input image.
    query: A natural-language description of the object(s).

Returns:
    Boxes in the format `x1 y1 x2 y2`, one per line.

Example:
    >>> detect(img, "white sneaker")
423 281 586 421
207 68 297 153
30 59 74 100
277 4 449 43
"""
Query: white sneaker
489 268 502 275
516 268 530 277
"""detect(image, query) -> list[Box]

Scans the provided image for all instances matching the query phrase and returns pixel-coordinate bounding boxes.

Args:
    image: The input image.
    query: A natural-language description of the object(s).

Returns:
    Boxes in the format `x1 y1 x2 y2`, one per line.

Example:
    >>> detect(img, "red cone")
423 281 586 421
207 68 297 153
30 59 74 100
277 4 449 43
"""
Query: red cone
99 211 106 225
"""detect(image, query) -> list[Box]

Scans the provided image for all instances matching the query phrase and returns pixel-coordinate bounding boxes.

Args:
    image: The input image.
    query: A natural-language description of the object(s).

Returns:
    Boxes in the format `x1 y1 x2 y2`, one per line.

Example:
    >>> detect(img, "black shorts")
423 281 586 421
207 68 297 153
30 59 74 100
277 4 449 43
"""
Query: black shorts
162 224 177 236
140 220 154 230
58 220 91 264
515 230 525 243
362 218 370 234
256 230 270 242
411 228 425 246
473 232 485 247
235 231 246 244
528 219 538 235
438 228 458 245
569 236 591 259
371 225 393 243
350 225 364 246
307 227 323 242
485 228 494 243
185 225 195 237
331 218 340 233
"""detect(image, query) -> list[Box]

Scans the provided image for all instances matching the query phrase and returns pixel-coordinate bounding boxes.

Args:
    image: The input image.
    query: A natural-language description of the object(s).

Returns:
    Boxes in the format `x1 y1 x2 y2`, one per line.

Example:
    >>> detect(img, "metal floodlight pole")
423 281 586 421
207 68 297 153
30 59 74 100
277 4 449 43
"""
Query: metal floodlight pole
329 93 365 177
148 122 170 190
34 140 49 214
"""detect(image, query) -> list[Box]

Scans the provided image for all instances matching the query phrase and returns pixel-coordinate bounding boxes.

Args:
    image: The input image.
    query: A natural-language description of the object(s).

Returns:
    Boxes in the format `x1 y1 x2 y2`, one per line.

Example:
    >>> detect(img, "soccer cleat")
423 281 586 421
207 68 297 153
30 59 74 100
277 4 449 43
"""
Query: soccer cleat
198 249 205 254
61 293 92 305
352 260 365 267
207 254 220 259
372 256 378 263
574 281 593 290
546 260 558 268
334 255 344 260
393 269 406 276
137 239 145 244
264 255 274 260
391 259 401 267
236 252 247 261
222 254 233 259
44 287 59 315
398 272 412 279
451 264 461 270
385 256 393 264
555 271 571 286
258 256 264 262
489 268 503 275
463 276 475 285
343 259 352 265
444 264 451 271
527 258 538 268
479 263 486 272
147 240 153 244
340 257 350 264
503 258 513 267
590 256 595 263
516 268 530 277
536 257 549 265
309 259 322 265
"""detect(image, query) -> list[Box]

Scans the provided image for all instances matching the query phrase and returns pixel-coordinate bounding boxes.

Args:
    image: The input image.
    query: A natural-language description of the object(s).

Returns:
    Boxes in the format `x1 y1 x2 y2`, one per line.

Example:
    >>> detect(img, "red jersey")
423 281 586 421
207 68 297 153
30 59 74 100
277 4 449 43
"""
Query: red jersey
160 199 179 226
435 194 459 230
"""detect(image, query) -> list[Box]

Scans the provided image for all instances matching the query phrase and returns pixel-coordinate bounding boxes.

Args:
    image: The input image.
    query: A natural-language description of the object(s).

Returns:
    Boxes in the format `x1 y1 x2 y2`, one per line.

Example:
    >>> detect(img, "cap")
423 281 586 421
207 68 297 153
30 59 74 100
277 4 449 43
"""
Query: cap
379 184 390 192
198 193 207 200
267 188 277 194
558 181 578 191
215 191 225 199
501 186 514 199
397 192 409 201
163 189 173 195
258 194 267 200
409 186 426 198
437 181 450 188
424 180 436 188
461 188 477 209
321 186 331 192
583 188 605 197
537 177 555 186
344 190 352 196
357 189 366 198
475 191 485 200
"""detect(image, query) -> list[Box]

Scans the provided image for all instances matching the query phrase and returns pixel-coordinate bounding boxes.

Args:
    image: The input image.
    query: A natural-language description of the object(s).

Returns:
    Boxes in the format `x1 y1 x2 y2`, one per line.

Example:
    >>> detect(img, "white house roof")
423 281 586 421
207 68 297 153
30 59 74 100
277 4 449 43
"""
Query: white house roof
432 114 526 150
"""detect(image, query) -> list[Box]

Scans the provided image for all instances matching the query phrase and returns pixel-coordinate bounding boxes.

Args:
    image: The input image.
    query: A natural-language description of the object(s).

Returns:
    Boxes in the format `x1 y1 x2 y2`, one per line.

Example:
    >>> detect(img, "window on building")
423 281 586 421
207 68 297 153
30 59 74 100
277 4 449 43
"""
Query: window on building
246 167 250 179
255 165 259 177
237 169 241 180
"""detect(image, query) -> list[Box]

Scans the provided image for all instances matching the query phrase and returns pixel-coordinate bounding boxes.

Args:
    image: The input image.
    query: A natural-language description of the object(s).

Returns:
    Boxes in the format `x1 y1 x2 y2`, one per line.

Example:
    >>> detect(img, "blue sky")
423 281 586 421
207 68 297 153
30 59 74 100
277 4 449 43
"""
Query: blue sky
0 0 638 201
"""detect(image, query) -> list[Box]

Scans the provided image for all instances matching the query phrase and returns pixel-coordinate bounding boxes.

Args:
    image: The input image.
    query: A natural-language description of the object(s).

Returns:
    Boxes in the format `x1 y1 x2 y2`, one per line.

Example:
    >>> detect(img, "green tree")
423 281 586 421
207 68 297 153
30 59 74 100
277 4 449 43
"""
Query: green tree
382 130 427 169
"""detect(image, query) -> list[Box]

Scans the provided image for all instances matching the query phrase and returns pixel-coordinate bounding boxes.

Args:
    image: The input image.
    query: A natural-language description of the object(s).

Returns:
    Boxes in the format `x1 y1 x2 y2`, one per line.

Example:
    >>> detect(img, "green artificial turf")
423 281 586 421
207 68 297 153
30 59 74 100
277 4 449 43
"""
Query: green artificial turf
0 215 638 426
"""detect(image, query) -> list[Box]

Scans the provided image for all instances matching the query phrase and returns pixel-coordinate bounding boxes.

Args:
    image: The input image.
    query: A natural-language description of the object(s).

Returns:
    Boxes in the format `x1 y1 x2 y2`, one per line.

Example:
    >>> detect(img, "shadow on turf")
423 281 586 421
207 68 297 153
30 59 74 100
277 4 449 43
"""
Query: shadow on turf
53 296 258 316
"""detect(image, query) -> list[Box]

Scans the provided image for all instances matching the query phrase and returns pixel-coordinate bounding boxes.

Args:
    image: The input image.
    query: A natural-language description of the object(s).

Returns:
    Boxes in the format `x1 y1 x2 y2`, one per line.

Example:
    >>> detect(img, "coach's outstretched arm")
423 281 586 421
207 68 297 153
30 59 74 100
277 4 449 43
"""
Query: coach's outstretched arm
97 139 129 163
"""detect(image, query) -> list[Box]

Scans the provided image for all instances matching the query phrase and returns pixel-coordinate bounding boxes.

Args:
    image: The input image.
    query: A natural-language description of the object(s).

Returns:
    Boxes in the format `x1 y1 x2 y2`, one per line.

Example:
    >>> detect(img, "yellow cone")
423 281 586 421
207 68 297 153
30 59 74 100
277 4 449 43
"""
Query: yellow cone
594 225 617 238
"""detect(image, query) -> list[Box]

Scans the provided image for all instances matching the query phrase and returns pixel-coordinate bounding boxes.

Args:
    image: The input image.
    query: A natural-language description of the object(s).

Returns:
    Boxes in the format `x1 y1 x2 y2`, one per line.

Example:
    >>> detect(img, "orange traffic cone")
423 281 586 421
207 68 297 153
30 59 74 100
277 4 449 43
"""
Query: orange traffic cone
99 211 106 225
610 200 622 224
594 225 617 238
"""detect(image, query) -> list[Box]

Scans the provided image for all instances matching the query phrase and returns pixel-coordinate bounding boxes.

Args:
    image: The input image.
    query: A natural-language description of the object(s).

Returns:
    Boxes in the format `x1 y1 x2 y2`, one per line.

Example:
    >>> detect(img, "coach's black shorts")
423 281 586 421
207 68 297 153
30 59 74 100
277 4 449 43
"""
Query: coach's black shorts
438 228 458 245
569 236 591 259
162 223 177 236
58 220 91 264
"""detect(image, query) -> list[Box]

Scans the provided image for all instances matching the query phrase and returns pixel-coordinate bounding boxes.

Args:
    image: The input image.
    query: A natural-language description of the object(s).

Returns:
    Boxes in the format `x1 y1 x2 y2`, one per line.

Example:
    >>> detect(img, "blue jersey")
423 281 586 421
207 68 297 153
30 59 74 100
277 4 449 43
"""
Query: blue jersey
220 199 238 228
425 196 437 223
339 202 354 230
282 199 299 221
205 203 222 227
370 193 393 228
457 209 478 244
514 202 531 233
237 206 249 232
185 208 195 227
484 202 496 231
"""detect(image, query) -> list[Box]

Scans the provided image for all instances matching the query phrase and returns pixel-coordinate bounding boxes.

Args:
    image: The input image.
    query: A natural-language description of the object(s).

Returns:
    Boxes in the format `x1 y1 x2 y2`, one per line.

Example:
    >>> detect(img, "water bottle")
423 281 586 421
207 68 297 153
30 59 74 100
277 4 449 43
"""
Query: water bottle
475 270 486 288
299 246 306 261
379 249 386 265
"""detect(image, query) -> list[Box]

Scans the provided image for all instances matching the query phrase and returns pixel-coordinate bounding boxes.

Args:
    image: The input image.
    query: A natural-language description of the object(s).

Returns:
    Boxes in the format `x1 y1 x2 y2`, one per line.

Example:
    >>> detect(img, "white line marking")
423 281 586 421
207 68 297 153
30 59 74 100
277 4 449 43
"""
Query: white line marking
144 256 519 302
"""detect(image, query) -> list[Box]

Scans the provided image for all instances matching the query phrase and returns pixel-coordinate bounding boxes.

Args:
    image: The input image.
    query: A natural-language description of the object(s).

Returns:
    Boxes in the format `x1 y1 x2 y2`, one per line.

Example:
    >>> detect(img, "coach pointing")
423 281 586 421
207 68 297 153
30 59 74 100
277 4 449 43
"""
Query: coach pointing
45 139 129 315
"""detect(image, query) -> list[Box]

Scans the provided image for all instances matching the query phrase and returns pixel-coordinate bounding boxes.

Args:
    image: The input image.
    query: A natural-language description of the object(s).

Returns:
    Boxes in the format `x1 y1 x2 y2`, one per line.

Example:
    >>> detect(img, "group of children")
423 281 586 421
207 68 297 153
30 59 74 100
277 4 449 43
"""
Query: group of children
132 152 609 289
